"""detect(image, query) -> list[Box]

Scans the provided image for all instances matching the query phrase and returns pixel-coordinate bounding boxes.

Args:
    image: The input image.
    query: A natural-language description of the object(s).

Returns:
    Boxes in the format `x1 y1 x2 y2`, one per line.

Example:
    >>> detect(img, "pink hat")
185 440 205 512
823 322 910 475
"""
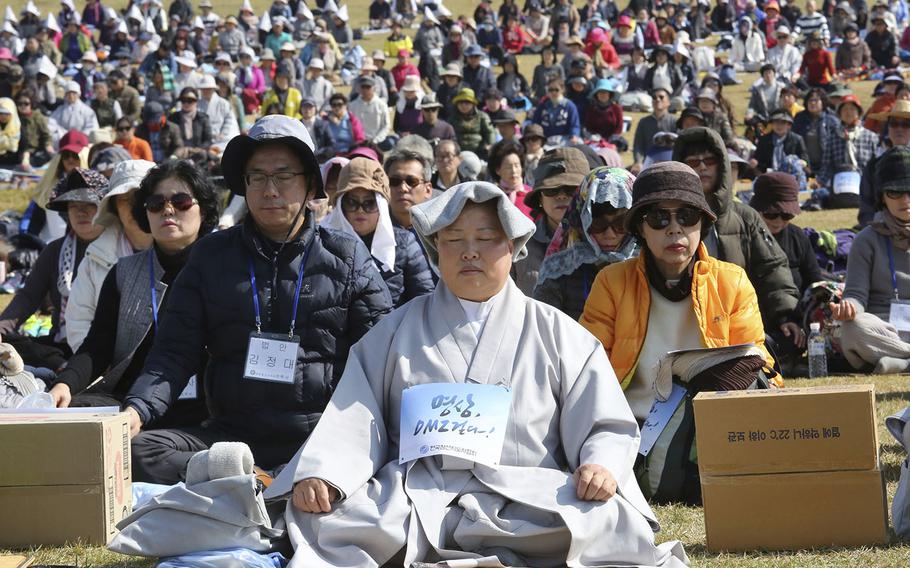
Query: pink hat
588 27 606 43
617 15 633 28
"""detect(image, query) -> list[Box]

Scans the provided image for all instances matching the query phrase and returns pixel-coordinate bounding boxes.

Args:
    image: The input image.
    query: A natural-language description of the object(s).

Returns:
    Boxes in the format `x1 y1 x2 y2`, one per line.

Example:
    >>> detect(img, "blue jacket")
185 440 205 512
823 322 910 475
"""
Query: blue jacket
531 97 581 138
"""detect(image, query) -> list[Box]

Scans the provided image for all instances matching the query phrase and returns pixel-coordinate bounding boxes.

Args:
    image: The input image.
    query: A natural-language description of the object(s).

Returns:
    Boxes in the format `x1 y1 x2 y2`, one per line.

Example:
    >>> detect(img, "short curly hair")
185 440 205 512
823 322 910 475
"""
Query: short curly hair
486 139 525 183
131 160 219 236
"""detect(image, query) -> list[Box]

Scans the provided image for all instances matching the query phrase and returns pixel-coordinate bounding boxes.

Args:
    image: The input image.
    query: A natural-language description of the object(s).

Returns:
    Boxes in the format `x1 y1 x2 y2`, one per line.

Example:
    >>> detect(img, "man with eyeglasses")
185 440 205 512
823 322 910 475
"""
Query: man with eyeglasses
384 149 434 231
431 139 464 192
123 114 392 484
631 87 676 174
414 94 455 143
859 100 910 227
673 127 804 361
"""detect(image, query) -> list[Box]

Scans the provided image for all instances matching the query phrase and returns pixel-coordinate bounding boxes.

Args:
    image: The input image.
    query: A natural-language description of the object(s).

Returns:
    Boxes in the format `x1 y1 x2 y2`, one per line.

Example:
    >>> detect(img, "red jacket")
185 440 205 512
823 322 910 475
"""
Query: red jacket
503 25 528 54
391 63 420 90
584 42 621 70
800 48 836 86
584 102 624 138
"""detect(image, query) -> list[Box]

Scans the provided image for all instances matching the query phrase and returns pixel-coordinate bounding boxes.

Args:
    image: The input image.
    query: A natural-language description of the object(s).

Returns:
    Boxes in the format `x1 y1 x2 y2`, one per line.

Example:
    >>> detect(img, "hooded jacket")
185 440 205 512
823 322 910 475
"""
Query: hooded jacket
672 127 799 328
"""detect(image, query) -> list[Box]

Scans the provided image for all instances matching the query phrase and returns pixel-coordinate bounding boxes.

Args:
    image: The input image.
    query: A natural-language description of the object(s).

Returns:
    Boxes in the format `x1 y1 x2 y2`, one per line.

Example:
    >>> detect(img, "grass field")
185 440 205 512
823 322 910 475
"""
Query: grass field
5 0 910 566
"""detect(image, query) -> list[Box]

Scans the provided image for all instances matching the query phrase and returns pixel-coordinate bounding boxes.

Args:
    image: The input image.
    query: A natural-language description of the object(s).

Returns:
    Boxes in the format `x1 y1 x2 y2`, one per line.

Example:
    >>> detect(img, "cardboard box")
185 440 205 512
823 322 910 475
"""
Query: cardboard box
0 411 131 546
701 469 888 552
693 385 878 476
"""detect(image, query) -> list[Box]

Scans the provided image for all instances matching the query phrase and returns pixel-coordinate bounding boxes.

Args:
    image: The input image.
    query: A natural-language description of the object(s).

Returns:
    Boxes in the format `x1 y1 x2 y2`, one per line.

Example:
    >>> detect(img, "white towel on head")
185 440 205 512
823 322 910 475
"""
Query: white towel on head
323 193 397 273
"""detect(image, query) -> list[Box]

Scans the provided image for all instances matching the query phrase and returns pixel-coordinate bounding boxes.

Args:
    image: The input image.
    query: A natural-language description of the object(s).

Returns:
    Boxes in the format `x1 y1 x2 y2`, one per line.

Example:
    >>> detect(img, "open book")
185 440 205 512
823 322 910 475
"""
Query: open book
654 343 764 402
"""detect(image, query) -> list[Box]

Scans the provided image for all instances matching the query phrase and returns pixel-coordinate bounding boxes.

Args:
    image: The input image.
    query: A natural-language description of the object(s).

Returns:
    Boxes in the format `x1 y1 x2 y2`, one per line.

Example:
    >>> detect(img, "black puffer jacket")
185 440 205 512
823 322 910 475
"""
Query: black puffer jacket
124 213 393 445
380 227 436 307
673 127 799 328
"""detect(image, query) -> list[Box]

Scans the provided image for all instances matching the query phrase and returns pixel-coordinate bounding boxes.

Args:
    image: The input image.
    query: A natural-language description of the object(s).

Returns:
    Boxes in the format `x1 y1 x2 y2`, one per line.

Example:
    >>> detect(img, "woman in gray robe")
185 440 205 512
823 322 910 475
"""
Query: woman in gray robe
265 182 689 568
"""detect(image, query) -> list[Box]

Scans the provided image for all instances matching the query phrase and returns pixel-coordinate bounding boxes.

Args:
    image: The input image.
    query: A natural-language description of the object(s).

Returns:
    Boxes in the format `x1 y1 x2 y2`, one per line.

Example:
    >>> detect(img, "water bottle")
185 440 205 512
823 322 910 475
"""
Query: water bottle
808 322 828 379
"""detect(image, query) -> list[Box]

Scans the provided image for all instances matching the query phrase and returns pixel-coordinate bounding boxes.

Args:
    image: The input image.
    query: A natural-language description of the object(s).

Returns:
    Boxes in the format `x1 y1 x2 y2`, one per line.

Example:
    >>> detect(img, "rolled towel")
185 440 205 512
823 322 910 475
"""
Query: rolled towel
0 343 25 376
185 441 255 486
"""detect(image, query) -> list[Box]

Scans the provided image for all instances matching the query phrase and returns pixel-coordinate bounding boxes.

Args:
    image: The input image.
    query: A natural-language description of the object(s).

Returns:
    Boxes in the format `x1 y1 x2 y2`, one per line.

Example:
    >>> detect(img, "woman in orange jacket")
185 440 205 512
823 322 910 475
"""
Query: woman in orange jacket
579 162 775 422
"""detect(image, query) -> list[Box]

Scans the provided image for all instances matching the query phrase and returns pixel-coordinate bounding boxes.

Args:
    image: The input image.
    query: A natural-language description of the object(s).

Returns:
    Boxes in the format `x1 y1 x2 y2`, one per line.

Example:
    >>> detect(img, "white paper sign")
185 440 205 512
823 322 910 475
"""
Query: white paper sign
399 383 512 467
639 383 687 457
179 375 198 400
243 333 298 384
833 171 861 195
890 302 910 341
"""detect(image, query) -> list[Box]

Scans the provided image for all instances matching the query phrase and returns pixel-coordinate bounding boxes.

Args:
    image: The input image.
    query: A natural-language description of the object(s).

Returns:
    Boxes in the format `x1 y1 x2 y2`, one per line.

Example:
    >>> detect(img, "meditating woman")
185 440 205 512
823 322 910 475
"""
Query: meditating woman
0 168 108 368
580 162 776 423
534 166 638 320
47 160 218 429
832 147 910 374
322 157 435 307
266 181 688 568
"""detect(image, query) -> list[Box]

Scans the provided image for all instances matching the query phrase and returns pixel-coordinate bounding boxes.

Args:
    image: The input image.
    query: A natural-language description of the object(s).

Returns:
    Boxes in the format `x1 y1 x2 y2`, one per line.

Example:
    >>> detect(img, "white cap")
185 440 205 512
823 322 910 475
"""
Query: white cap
96 160 157 226
23 1 40 17
323 0 339 14
1 20 16 35
809 322 821 332
116 19 128 34
240 0 253 12
197 74 217 89
336 4 349 22
81 50 97 63
127 4 142 21
65 80 81 95
143 16 155 34
4 6 17 24
44 14 60 33
258 10 271 32
175 51 197 68
308 58 325 70
37 55 56 78
214 51 231 63
424 6 439 24
297 2 313 19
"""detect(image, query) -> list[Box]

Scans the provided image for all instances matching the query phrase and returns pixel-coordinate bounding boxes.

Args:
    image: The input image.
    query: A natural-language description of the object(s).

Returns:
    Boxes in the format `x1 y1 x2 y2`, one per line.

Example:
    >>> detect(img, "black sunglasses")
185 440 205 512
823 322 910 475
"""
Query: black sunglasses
643 207 703 230
145 192 198 213
589 215 627 235
389 175 425 188
761 211 795 221
885 190 910 200
541 186 575 198
341 197 379 213
116 126 131 132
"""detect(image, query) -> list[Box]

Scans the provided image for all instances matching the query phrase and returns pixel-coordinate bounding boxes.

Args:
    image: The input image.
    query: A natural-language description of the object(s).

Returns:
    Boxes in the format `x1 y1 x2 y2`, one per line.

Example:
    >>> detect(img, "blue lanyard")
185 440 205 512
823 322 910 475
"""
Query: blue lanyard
886 235 899 300
247 238 314 336
149 251 159 333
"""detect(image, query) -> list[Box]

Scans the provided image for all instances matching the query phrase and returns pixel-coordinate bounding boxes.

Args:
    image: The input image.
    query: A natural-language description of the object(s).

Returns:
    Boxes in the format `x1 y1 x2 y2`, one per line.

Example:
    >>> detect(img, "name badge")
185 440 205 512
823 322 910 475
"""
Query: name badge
833 171 861 195
399 383 512 468
891 300 910 341
243 332 299 384
178 375 198 400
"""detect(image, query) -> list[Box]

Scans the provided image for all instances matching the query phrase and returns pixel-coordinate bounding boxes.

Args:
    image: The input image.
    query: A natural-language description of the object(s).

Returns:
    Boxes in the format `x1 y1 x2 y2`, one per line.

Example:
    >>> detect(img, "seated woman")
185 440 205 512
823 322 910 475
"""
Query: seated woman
579 162 775 423
322 157 435 307
534 167 638 320
0 169 108 369
47 160 218 428
832 147 910 374
264 181 688 568
65 160 156 352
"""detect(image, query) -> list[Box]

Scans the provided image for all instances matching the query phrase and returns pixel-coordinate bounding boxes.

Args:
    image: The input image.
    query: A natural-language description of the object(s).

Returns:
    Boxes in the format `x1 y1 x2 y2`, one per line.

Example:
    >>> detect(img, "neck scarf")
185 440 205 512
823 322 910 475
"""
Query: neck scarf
872 208 910 251
644 247 695 302
181 109 196 141
55 231 78 342
841 123 862 168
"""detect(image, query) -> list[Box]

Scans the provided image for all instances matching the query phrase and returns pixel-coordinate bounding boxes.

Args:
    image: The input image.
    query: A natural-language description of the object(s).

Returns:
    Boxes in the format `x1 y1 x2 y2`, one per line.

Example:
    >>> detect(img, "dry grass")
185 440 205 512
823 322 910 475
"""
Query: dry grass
6 1 906 566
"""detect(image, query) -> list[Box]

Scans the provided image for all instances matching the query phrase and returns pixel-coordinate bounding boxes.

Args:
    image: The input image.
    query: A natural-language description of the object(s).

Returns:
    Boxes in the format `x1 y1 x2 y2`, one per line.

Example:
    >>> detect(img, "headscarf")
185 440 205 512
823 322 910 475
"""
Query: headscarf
537 166 637 284
0 97 21 155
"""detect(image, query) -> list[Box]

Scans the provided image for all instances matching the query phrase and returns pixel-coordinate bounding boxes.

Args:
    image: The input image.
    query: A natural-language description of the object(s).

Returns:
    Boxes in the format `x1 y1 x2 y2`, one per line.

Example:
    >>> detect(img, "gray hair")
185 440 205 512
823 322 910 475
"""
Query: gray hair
384 148 432 181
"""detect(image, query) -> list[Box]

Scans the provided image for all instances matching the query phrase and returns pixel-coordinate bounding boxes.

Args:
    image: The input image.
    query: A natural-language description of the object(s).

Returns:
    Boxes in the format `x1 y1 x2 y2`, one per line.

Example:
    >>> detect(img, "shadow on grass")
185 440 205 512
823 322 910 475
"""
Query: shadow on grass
876 391 910 404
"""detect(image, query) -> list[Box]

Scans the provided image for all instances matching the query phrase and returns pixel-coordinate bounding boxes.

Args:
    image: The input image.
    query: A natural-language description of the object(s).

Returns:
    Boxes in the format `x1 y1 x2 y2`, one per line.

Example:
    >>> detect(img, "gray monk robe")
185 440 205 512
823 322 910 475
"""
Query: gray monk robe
265 280 689 568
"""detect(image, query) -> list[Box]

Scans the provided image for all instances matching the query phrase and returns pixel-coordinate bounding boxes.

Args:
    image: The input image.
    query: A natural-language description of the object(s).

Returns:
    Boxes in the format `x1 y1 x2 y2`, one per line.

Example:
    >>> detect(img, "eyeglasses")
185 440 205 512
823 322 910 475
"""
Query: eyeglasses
15 100 29 107
541 186 575 198
761 211 795 221
389 175 425 188
180 98 197 104
684 155 718 169
145 192 198 213
885 190 910 200
642 207 703 230
116 126 131 132
341 196 379 213
330 102 345 107
244 171 305 190
891 120 910 129
547 87 560 93
589 216 626 235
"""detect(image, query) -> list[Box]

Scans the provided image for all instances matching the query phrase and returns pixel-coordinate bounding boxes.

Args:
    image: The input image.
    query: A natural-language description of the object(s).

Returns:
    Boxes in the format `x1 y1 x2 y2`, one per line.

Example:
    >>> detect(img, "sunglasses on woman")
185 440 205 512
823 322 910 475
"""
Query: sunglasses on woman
761 211 795 221
341 197 379 213
642 207 702 230
540 186 575 198
589 216 626 235
683 156 718 169
885 190 910 200
145 192 198 213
